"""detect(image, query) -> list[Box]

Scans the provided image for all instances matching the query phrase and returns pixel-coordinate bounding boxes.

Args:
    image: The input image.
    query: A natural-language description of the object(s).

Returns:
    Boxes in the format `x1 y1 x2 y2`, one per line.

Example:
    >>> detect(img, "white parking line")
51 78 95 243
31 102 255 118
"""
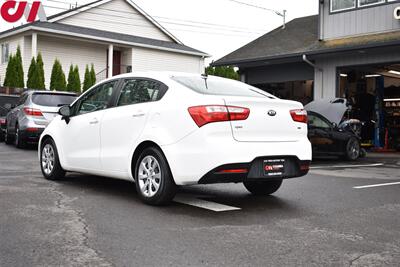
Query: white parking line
174 195 241 212
353 181 400 189
311 163 384 169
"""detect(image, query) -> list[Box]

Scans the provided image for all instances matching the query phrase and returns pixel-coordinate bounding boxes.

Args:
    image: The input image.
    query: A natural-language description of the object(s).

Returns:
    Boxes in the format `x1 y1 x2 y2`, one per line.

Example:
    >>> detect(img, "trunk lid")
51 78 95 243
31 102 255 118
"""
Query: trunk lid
224 96 305 142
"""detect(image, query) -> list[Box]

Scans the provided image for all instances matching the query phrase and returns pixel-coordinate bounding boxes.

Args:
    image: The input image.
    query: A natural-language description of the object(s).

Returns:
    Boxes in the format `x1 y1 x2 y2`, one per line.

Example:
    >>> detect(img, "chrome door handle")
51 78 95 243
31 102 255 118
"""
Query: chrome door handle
89 118 99 124
132 113 145 118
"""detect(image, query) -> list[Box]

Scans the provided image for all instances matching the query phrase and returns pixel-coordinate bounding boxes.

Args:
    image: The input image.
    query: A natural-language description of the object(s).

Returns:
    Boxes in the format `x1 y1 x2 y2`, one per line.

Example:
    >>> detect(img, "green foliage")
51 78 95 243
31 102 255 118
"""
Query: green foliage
36 53 45 89
83 65 91 92
50 59 66 91
67 64 81 93
90 64 96 85
3 46 25 88
205 66 240 80
27 57 38 89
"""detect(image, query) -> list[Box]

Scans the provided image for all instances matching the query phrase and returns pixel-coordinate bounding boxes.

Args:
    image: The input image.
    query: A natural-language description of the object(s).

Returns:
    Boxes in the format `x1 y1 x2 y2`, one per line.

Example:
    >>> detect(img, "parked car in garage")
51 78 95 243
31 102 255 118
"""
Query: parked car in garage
0 95 19 142
38 72 312 206
0 106 9 142
307 111 361 160
5 91 77 148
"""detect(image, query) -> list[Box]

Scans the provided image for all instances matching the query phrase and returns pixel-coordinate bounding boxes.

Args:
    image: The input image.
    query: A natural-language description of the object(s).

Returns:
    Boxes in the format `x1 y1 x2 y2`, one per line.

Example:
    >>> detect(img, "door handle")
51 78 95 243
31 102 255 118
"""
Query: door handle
89 118 99 124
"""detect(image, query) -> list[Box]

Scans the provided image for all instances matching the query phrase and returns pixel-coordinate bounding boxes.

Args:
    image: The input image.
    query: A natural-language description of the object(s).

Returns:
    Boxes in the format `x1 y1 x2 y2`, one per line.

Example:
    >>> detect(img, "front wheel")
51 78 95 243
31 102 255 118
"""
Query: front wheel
344 137 360 161
243 179 283 196
40 138 66 180
134 147 177 205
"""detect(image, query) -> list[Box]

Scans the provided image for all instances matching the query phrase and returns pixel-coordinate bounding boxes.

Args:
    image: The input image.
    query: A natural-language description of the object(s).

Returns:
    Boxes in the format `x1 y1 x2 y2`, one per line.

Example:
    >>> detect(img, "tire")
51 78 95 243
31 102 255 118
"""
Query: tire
40 138 66 180
4 125 13 145
344 137 360 161
243 179 283 196
134 147 177 206
14 124 26 149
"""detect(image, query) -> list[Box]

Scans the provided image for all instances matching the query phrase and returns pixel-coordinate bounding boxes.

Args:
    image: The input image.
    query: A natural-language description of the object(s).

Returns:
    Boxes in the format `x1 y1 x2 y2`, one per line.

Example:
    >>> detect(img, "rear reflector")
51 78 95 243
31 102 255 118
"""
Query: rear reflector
300 163 310 171
217 169 248 174
188 105 250 127
26 127 39 132
23 107 43 117
290 109 308 124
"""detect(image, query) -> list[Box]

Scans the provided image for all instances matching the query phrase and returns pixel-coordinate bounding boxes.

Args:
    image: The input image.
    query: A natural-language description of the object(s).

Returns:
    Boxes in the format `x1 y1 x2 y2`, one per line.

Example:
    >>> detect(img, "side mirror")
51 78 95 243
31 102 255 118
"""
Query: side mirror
58 105 71 124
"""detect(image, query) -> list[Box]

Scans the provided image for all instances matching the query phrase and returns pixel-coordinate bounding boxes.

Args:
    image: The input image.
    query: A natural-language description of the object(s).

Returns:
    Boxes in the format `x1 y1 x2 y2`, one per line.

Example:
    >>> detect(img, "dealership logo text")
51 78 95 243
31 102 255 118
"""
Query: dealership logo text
1 1 46 23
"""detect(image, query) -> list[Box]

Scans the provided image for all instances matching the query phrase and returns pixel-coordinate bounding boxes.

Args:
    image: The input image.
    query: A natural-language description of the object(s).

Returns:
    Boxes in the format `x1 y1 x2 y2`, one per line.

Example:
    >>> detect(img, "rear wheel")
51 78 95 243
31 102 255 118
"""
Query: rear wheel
40 138 65 180
344 137 360 161
243 179 283 196
134 147 177 205
14 124 26 149
4 125 13 145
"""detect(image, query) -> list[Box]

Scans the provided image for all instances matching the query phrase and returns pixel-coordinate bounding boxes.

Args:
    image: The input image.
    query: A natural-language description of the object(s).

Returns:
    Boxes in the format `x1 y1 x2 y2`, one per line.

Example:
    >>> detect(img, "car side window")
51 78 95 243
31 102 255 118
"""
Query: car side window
117 79 163 107
308 114 331 129
76 81 117 115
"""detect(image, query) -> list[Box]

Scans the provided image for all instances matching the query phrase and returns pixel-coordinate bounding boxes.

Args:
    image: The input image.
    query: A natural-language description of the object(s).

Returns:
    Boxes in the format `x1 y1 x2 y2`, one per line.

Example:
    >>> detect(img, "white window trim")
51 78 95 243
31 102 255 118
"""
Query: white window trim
358 0 386 8
330 0 357 13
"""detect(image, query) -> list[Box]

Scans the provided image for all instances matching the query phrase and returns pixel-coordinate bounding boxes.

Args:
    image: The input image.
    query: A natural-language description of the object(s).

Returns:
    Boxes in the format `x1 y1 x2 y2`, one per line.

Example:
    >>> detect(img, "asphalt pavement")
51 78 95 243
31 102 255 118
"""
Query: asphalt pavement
1 143 400 267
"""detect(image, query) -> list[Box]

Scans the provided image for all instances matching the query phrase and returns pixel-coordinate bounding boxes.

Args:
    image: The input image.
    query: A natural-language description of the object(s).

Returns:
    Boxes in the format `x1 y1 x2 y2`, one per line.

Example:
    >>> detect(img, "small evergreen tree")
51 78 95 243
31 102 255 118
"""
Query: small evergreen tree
27 57 38 89
50 59 66 91
67 64 81 92
14 46 24 88
83 65 91 92
3 54 15 87
205 66 240 80
90 64 96 85
36 52 45 89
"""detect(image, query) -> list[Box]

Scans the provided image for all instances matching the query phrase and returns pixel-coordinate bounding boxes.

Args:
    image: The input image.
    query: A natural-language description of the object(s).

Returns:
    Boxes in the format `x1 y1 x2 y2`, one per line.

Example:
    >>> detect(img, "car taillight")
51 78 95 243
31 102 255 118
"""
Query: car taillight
0 118 5 125
290 109 307 123
188 105 250 127
23 107 43 117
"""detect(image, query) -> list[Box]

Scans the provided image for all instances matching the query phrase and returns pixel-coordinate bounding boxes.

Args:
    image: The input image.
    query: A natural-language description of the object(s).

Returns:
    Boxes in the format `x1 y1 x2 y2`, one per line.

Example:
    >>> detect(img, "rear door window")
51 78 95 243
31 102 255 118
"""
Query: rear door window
32 93 77 107
117 79 166 106
171 76 275 98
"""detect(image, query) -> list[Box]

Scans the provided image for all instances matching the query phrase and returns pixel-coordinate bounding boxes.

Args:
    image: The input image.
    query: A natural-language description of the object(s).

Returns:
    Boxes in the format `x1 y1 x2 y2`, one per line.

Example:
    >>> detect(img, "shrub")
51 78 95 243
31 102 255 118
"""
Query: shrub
36 52 45 89
50 59 66 91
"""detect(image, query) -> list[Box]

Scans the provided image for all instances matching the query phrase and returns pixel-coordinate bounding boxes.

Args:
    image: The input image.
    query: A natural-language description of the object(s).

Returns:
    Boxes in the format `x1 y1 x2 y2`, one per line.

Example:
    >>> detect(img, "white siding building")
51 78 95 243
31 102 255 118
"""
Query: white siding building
0 0 208 89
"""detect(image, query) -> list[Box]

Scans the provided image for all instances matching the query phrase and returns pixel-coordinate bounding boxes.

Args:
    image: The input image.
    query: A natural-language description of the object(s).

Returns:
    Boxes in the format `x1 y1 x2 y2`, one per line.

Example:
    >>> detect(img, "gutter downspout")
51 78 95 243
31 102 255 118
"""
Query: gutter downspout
302 54 324 99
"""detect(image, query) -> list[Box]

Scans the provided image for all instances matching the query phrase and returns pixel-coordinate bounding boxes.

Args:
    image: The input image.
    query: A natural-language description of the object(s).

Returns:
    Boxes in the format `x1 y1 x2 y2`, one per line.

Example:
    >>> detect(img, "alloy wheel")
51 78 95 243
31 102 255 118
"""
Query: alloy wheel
138 156 161 197
348 140 360 160
42 144 55 175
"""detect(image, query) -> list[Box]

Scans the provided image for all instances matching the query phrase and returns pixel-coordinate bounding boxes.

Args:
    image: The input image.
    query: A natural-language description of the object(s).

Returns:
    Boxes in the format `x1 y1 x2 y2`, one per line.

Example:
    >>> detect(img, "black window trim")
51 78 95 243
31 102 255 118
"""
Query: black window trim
330 0 399 14
114 77 168 108
70 79 123 118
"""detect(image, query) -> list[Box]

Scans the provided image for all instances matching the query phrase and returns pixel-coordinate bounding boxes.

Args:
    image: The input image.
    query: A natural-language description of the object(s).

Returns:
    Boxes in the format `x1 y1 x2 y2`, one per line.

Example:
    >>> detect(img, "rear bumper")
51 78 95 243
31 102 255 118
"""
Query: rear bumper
161 122 312 185
199 157 310 184
20 128 44 143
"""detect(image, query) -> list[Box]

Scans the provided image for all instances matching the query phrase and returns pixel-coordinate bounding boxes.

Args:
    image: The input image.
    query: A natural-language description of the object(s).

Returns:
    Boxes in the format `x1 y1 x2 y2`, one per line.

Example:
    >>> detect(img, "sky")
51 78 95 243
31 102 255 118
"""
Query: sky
0 0 318 65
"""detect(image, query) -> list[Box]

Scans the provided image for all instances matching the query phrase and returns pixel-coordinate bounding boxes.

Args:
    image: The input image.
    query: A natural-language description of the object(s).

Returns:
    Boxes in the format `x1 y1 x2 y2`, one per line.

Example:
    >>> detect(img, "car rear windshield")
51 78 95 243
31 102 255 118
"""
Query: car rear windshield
32 93 77 107
171 76 276 98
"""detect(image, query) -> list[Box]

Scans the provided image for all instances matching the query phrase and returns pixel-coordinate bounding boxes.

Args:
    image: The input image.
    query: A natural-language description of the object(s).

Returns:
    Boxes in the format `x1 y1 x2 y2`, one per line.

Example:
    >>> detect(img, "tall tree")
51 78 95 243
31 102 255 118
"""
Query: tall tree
83 65 91 92
36 52 45 89
3 54 15 87
74 65 81 92
90 64 96 85
67 65 81 92
14 46 24 88
27 57 38 89
50 59 66 91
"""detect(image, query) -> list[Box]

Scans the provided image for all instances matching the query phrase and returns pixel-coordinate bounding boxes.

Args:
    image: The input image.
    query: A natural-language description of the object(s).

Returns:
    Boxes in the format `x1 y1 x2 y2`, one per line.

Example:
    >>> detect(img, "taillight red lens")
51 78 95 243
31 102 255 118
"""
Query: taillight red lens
188 105 250 127
290 109 307 123
0 118 5 125
23 107 43 117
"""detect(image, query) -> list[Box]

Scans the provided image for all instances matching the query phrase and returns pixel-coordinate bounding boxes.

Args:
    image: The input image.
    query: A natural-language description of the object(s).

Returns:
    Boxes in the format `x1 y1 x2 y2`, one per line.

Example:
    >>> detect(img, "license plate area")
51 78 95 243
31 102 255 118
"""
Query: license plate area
263 159 285 177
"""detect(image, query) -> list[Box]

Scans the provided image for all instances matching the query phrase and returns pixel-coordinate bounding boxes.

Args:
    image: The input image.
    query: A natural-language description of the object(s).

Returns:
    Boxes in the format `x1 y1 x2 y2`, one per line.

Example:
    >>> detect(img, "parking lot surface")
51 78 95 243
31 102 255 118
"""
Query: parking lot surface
1 143 400 266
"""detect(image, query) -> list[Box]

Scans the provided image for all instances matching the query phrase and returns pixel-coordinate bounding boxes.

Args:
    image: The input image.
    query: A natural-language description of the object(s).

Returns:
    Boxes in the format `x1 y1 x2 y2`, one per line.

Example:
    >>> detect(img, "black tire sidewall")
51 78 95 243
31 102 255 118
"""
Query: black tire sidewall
134 147 176 205
15 124 25 149
40 138 65 180
346 137 360 161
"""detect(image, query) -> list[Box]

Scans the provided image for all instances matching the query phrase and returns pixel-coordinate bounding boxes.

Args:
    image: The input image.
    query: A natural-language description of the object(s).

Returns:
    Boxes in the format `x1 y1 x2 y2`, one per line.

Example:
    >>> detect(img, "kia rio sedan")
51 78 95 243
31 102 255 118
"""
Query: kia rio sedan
38 72 311 205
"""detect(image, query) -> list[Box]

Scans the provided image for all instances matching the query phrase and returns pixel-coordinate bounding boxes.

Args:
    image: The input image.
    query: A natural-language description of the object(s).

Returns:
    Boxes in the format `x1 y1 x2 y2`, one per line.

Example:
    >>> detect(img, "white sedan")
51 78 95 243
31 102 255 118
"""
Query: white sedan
39 72 311 205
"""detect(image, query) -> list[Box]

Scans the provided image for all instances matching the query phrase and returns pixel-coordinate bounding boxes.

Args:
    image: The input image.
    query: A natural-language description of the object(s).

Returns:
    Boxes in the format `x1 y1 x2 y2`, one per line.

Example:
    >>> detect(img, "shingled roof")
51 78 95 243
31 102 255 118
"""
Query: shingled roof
213 14 400 67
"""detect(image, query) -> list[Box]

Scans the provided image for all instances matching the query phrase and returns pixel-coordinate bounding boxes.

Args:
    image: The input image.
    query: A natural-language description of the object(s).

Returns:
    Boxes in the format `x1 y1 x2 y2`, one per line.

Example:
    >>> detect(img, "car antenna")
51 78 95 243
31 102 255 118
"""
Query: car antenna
201 73 208 89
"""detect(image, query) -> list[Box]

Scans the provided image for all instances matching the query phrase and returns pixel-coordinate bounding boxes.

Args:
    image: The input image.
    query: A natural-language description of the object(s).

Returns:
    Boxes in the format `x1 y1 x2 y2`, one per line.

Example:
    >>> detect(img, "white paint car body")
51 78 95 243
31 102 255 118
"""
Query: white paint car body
39 72 311 204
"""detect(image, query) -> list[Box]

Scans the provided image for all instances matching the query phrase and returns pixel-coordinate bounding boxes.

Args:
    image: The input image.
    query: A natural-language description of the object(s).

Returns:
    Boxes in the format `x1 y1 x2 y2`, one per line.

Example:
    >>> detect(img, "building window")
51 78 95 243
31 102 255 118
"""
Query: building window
1 44 9 64
331 0 356 12
358 0 385 7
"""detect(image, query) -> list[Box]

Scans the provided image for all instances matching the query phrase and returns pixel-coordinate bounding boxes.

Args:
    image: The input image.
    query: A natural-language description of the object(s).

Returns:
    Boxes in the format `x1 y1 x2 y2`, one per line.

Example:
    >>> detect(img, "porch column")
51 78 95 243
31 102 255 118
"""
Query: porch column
31 33 37 58
108 44 113 78
131 48 134 72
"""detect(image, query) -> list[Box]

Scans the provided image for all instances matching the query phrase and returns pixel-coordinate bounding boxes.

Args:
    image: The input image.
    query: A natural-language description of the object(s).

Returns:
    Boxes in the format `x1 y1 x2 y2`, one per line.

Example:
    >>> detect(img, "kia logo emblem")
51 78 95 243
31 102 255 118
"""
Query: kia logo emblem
268 110 277 116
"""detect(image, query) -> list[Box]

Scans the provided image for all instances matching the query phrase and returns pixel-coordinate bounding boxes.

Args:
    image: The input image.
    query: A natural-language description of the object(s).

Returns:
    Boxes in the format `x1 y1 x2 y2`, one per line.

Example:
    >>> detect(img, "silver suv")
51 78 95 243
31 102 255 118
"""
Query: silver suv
5 91 77 148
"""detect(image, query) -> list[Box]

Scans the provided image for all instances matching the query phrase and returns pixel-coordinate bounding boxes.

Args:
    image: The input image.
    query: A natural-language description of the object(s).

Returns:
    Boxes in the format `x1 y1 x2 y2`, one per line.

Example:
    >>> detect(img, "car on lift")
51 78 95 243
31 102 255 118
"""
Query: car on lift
305 99 362 160
5 91 77 148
